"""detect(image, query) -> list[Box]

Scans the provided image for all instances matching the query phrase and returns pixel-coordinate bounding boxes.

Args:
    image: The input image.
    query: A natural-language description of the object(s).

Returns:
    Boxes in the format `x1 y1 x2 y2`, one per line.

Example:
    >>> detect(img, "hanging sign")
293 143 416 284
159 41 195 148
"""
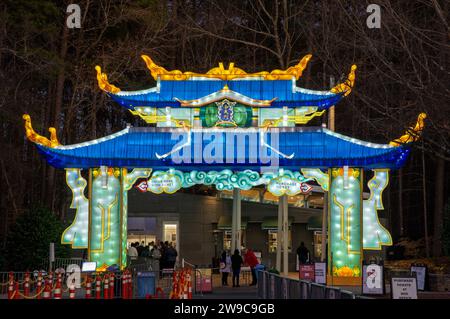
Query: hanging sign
299 264 315 281
267 176 313 197
134 172 182 194
314 262 327 284
391 277 418 299
362 264 384 295
410 264 427 291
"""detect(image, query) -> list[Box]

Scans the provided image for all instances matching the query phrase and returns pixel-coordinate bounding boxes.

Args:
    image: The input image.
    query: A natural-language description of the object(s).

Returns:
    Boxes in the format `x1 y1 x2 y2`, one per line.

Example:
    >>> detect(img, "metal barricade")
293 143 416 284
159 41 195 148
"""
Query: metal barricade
274 275 283 299
256 270 265 299
40 258 86 271
256 271 370 300
287 278 300 299
310 282 326 299
325 286 341 299
340 289 356 299
299 280 310 299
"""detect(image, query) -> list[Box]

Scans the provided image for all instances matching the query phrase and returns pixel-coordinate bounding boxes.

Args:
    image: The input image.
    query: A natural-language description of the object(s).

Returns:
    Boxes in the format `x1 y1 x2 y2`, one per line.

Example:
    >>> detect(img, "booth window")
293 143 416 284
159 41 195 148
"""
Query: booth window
313 231 323 259
268 230 292 253
263 217 293 253
223 231 232 251
223 230 246 251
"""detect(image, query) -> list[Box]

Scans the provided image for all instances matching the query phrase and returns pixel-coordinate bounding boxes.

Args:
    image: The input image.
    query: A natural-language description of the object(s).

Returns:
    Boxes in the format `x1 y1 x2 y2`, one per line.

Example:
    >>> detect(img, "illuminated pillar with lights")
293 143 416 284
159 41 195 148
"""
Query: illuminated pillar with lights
88 166 123 271
85 167 152 271
328 167 363 286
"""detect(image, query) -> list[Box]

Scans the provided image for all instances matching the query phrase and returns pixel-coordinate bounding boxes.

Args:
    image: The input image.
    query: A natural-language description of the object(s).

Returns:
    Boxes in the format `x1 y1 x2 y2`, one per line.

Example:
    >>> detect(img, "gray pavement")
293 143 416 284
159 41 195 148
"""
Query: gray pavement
194 285 258 299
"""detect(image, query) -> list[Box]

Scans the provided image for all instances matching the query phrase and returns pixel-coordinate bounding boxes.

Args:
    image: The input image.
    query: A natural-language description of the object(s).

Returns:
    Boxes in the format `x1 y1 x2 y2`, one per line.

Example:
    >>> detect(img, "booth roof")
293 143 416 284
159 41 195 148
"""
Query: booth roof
109 80 343 109
34 127 410 170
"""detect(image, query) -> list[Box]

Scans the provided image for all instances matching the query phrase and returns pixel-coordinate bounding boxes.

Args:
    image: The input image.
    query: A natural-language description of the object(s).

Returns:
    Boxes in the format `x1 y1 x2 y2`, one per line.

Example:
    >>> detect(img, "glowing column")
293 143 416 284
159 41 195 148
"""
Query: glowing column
88 166 122 271
328 167 363 286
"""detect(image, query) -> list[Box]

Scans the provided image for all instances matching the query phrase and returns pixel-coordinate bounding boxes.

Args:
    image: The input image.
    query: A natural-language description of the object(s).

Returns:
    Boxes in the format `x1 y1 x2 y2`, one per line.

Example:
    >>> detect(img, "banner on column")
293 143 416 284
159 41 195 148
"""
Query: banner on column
314 262 326 284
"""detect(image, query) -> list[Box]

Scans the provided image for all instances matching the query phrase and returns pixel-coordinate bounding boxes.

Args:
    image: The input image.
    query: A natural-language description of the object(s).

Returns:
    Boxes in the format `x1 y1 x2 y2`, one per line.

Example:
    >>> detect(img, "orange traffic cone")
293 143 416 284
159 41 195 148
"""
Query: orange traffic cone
85 276 92 299
95 275 102 299
36 272 43 300
48 271 53 287
69 282 76 299
103 273 109 299
109 272 115 299
53 280 62 299
7 273 14 300
13 281 20 299
42 281 52 299
23 271 30 297
122 271 128 299
128 271 133 299
187 273 193 299
170 282 179 299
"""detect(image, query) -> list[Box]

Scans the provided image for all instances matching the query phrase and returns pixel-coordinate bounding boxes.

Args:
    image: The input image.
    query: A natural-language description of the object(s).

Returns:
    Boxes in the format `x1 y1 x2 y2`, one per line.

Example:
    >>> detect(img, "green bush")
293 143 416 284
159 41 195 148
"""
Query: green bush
268 268 280 275
2 206 70 271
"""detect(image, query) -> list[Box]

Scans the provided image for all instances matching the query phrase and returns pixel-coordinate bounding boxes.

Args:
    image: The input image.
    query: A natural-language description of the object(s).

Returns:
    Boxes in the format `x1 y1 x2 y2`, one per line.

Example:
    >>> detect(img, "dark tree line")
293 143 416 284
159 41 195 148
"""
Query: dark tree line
0 0 449 256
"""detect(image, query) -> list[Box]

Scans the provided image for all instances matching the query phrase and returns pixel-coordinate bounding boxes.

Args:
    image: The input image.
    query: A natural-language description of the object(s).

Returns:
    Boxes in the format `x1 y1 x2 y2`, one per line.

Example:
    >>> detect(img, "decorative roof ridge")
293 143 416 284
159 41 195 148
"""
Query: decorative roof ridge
141 54 312 81
174 85 277 107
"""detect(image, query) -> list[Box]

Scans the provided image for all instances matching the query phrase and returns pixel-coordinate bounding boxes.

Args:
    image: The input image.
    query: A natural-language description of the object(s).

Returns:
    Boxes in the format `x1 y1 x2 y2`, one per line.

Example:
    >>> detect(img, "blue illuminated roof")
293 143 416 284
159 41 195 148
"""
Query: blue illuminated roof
110 80 343 109
36 127 410 170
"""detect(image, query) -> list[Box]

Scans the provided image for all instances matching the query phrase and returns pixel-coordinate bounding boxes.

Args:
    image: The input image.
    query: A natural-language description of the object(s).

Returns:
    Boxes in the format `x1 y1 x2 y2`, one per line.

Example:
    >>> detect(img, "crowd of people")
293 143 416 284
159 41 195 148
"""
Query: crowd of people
127 240 178 270
220 248 260 287
127 241 310 288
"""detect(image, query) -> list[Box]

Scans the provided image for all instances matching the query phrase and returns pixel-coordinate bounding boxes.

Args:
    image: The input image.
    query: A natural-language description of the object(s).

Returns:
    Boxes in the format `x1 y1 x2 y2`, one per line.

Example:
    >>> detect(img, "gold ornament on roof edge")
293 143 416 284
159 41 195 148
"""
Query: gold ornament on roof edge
95 66 121 93
331 65 357 96
389 113 427 146
141 54 312 81
23 114 60 148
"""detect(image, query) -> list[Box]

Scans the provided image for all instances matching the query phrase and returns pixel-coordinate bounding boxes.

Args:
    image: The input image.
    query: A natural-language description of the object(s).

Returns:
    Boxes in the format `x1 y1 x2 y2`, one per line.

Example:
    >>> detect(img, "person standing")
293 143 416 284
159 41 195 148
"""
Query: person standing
243 248 259 286
165 243 178 269
127 242 138 261
160 242 167 270
220 251 232 286
296 242 310 265
231 249 243 287
137 241 145 256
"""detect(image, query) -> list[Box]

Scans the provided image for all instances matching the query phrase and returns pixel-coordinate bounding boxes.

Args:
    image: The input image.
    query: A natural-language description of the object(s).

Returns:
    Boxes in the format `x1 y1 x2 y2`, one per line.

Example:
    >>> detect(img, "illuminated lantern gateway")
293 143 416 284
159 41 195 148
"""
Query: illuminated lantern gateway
23 54 425 285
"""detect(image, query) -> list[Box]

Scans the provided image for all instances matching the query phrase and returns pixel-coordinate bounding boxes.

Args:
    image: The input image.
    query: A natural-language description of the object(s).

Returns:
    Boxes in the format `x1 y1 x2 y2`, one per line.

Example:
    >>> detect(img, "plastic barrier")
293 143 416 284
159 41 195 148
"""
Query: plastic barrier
136 272 156 298
196 268 212 294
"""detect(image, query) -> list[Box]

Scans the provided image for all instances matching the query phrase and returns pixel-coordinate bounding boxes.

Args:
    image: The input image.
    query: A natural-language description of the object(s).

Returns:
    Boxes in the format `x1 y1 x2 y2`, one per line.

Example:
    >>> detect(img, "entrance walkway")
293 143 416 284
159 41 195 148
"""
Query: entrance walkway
195 285 258 299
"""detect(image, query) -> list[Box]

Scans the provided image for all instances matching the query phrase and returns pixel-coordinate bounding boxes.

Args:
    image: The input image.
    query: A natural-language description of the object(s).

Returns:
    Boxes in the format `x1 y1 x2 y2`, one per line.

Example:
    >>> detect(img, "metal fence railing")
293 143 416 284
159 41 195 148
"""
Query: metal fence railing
257 271 371 300
39 258 86 272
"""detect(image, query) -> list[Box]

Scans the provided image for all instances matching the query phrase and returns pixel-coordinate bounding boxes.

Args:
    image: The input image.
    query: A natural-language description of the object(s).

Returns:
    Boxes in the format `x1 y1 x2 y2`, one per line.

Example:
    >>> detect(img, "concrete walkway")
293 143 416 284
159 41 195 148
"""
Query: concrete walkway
194 285 258 299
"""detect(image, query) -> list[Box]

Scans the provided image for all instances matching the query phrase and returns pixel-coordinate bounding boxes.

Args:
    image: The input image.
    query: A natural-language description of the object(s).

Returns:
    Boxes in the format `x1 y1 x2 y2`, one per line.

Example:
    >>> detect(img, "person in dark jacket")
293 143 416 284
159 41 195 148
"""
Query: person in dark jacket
296 242 310 264
230 249 243 287
165 243 178 269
